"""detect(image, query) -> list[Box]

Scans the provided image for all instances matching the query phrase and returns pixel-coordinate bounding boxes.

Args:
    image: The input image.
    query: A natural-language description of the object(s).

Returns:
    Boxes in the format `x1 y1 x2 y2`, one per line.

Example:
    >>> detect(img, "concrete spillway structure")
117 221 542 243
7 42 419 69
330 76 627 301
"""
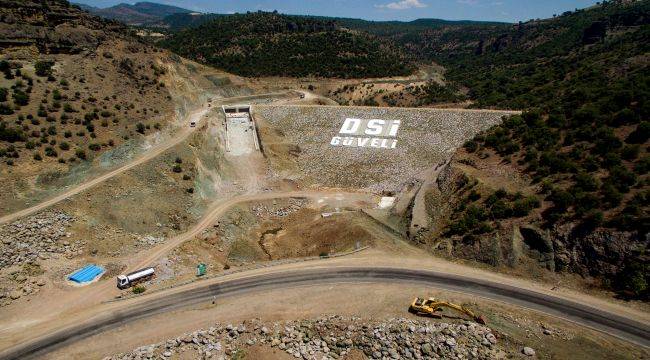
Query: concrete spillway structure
222 105 260 155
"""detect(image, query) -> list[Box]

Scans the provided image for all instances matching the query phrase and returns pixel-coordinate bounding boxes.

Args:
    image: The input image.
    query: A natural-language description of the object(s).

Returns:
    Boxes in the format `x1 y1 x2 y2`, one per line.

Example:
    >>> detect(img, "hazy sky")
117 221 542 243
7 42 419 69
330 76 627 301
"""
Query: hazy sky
74 0 601 22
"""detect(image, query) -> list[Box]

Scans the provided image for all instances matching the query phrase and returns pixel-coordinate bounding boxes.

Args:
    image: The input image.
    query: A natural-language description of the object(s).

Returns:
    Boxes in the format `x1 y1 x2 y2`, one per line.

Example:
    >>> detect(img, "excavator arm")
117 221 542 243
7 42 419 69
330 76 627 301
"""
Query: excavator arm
409 297 486 325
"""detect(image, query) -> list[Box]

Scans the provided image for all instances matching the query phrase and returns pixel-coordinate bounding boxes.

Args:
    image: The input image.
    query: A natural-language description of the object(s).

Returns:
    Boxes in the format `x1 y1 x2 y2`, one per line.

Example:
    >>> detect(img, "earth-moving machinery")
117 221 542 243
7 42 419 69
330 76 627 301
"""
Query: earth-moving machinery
117 267 155 289
409 297 487 325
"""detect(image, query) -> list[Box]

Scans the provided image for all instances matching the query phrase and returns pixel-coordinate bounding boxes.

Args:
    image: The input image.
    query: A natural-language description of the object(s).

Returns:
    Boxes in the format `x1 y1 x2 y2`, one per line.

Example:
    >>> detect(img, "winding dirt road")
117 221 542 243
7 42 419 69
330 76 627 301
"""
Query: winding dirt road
0 106 205 225
0 91 304 226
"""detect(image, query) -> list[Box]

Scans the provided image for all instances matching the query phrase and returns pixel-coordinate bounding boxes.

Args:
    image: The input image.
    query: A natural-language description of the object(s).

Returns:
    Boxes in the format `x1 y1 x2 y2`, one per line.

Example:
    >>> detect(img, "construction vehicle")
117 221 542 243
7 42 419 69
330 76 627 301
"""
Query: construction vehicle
409 297 486 324
117 267 155 289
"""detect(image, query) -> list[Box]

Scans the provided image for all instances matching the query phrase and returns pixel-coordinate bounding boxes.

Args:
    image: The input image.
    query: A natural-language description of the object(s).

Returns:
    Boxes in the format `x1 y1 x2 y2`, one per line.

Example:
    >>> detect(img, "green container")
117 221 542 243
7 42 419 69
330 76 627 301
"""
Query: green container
196 263 207 277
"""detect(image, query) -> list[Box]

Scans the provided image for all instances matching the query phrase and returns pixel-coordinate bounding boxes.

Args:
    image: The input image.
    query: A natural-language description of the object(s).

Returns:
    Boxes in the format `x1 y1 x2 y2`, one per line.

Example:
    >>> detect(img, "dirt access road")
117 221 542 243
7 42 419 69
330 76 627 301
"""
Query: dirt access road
1 265 648 359
0 91 296 226
0 188 375 341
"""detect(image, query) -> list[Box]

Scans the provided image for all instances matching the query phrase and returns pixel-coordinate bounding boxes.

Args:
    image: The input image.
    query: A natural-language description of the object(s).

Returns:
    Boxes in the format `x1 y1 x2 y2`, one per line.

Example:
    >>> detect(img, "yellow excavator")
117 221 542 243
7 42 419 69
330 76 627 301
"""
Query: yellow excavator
409 297 487 325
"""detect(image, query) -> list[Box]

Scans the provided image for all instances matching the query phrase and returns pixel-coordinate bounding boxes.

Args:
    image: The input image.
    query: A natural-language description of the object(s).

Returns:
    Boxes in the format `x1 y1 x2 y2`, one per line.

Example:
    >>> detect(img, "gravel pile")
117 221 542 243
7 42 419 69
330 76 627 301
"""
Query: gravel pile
0 211 80 269
251 198 306 219
255 106 514 192
136 235 166 248
107 316 513 360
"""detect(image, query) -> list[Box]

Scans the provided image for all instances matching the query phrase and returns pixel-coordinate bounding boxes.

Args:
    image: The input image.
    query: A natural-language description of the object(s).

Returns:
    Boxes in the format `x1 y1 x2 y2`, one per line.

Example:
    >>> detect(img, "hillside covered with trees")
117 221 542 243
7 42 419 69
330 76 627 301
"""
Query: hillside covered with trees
160 12 414 78
410 0 649 299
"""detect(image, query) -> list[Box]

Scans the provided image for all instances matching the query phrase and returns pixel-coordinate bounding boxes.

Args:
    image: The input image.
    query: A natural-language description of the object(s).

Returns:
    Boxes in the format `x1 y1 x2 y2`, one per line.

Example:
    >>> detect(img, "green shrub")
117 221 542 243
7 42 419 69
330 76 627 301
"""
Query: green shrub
574 172 598 192
75 149 87 160
44 146 57 157
549 189 573 211
132 285 146 294
0 122 25 142
172 164 182 173
463 140 478 153
608 166 637 193
475 222 493 234
634 156 649 175
12 89 29 106
136 122 145 134
88 143 101 151
600 182 623 208
33 153 42 161
512 196 540 217
34 60 53 77
621 144 640 160
626 122 649 144
63 103 75 112
615 261 648 299
611 108 636 126
0 103 13 115
573 192 599 216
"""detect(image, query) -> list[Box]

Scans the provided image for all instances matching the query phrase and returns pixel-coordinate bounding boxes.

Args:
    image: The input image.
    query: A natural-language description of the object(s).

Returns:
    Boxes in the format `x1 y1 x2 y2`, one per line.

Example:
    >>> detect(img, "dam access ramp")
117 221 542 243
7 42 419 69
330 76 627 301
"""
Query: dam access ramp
223 105 260 155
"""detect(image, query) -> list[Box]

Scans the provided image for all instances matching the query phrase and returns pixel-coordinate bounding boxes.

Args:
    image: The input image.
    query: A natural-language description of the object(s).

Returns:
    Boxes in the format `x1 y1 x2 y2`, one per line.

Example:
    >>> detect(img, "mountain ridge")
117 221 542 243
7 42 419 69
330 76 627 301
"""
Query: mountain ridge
73 1 193 25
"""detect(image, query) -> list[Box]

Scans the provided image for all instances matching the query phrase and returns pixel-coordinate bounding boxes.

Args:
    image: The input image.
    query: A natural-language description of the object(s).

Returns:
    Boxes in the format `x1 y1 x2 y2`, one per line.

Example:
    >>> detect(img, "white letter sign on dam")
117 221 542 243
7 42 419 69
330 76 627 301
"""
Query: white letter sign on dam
330 118 400 149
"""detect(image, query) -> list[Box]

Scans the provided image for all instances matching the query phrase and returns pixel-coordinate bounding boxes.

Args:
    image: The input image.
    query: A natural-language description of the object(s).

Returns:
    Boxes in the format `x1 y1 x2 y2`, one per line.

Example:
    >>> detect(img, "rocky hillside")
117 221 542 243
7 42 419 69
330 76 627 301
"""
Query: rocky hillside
414 0 649 299
160 11 414 79
0 0 174 211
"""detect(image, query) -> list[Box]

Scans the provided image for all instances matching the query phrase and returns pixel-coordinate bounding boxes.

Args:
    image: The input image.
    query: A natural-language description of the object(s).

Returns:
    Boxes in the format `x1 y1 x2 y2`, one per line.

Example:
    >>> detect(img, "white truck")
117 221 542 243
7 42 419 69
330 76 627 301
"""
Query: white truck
117 267 155 289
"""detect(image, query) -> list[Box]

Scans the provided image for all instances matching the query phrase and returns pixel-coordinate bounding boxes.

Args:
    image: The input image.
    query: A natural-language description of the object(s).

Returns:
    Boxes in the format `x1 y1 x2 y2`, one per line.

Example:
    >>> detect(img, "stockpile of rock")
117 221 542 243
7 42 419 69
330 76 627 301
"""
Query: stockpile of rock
0 274 47 306
255 105 514 192
136 235 166 248
0 211 80 269
251 198 306 219
107 316 516 360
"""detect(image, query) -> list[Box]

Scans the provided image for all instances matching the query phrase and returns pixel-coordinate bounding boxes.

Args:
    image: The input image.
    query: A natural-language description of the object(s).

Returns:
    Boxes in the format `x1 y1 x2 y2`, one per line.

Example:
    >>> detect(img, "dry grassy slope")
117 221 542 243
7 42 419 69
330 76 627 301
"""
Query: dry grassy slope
0 0 178 213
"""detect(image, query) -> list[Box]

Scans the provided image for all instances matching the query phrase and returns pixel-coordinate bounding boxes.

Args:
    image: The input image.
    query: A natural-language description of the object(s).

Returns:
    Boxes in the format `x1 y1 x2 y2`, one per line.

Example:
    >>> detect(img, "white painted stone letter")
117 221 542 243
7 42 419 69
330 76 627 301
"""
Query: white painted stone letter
365 119 385 136
340 118 361 135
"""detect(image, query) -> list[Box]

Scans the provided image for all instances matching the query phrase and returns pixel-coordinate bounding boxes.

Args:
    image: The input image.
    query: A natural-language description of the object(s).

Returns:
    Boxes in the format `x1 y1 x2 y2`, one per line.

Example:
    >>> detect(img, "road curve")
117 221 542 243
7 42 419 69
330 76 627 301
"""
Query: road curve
2 267 648 359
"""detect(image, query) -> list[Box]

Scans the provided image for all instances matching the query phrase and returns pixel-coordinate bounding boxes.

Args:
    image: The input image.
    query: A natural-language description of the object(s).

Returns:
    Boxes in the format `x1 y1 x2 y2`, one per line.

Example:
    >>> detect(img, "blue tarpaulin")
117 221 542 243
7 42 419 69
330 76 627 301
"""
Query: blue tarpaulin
68 264 104 283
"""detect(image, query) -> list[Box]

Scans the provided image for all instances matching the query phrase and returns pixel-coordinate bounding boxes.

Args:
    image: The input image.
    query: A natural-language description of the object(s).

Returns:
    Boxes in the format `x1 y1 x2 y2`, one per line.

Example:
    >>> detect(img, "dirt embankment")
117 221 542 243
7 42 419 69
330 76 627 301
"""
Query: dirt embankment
255 105 516 192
